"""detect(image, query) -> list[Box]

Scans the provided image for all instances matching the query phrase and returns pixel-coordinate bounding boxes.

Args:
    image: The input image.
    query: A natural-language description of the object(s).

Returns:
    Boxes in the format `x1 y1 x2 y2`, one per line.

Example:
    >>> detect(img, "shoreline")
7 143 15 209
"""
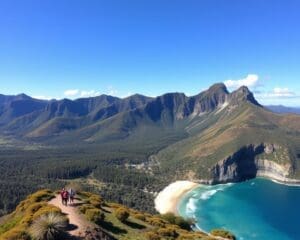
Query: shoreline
155 175 300 216
195 174 300 187
154 176 300 239
154 181 200 215
256 173 300 187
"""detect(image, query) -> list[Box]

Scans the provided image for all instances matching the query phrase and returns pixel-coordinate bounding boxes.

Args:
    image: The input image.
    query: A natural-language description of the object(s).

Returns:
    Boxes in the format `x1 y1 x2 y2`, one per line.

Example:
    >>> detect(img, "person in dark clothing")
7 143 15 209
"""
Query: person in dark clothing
68 188 75 205
61 188 69 206
60 188 65 205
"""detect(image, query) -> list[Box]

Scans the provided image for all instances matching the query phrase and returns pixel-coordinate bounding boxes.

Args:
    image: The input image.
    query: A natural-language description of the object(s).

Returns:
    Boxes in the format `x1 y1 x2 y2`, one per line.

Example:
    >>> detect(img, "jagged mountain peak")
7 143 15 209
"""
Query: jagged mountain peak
229 86 261 107
207 82 229 94
0 83 264 138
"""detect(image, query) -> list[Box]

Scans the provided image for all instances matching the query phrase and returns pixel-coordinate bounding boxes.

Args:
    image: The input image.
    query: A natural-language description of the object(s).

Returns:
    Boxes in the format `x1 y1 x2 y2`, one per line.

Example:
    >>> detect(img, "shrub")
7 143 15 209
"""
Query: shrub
210 229 236 240
79 204 94 214
88 195 104 208
89 199 102 209
160 213 176 223
108 202 124 209
160 213 192 230
32 206 61 221
133 213 146 221
177 234 210 240
30 212 68 240
174 217 192 230
147 217 166 227
85 209 105 224
30 190 54 203
157 227 178 238
144 231 161 240
78 191 93 198
26 202 45 215
1 227 31 240
114 208 130 222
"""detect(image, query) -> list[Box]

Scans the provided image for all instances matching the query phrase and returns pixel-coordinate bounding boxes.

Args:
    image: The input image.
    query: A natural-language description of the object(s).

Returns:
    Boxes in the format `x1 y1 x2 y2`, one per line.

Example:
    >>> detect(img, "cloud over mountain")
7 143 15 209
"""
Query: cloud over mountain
224 74 259 89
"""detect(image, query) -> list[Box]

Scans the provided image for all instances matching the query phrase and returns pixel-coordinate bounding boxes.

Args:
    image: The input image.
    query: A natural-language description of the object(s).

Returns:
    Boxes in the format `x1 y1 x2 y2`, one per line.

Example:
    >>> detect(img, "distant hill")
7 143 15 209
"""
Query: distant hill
0 83 261 140
0 93 48 126
265 105 300 115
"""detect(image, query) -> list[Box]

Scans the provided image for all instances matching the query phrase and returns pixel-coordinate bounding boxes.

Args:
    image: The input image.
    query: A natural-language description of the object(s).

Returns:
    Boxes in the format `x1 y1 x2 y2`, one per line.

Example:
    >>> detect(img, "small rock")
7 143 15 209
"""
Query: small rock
264 144 274 154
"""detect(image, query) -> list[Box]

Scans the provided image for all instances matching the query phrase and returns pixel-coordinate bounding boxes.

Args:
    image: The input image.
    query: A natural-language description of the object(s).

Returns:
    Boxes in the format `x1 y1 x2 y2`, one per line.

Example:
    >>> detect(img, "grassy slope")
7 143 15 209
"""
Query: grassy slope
0 190 230 240
155 103 300 180
0 190 59 240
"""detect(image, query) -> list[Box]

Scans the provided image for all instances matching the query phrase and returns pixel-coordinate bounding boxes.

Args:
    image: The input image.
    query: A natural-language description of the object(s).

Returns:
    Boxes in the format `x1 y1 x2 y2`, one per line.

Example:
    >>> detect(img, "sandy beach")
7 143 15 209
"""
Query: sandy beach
154 180 199 215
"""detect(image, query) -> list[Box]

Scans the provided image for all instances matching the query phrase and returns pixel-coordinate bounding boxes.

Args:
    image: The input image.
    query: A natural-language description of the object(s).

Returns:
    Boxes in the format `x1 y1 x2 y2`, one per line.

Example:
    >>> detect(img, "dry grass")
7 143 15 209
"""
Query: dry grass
30 212 68 240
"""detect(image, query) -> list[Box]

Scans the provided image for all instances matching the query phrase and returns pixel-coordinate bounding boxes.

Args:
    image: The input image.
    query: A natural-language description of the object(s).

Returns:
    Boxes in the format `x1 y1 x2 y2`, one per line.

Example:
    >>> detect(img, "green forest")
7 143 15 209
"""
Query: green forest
0 144 165 216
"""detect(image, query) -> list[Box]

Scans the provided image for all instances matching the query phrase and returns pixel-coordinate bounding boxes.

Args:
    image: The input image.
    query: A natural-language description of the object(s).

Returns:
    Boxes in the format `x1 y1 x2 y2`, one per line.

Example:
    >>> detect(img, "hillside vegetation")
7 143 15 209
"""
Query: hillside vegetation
0 190 235 240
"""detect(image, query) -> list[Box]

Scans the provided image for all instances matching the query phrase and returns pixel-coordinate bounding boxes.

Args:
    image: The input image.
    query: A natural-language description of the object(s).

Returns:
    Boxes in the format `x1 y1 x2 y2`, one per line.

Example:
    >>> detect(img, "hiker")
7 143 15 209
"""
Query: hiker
68 188 75 205
61 188 69 206
60 188 66 205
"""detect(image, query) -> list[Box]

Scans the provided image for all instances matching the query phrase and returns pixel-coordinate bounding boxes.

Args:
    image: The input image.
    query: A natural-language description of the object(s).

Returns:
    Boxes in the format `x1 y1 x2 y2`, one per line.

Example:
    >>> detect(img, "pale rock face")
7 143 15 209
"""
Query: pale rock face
264 144 274 154
208 143 300 184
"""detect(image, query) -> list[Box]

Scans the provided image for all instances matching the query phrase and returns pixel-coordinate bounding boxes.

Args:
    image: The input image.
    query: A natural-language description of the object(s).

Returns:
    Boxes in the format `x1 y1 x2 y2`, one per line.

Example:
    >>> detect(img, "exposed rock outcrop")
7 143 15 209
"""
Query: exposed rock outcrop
207 143 300 185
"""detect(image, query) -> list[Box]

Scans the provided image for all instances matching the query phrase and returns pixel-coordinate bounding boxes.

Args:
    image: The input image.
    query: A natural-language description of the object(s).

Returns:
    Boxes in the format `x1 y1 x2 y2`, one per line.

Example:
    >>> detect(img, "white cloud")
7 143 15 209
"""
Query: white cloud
255 87 300 99
271 87 295 97
224 74 259 89
256 90 300 106
62 87 128 99
64 89 79 97
107 86 119 96
80 90 100 98
63 89 102 98
119 92 133 98
32 95 54 100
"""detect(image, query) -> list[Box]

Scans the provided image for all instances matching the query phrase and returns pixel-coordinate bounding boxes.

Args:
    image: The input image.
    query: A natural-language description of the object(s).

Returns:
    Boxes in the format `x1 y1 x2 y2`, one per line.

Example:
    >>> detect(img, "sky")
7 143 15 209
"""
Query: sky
0 0 299 106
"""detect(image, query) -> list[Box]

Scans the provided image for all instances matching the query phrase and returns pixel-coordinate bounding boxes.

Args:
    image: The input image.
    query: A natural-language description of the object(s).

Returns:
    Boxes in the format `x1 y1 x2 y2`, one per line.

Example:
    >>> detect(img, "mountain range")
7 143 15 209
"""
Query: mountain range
265 105 300 115
1 83 300 183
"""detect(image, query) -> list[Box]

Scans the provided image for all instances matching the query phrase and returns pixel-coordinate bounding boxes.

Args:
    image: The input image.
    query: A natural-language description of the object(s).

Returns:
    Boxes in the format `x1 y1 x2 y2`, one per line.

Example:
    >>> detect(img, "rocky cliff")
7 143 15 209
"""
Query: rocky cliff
207 143 300 185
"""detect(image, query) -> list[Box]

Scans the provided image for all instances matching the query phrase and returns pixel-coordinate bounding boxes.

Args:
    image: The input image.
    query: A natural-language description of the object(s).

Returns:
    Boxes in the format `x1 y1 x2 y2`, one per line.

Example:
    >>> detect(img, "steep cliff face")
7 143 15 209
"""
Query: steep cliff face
209 144 300 184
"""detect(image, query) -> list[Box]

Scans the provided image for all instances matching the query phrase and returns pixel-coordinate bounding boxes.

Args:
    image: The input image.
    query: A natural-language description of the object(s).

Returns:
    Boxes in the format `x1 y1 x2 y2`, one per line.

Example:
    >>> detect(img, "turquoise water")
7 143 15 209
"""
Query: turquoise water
178 178 300 240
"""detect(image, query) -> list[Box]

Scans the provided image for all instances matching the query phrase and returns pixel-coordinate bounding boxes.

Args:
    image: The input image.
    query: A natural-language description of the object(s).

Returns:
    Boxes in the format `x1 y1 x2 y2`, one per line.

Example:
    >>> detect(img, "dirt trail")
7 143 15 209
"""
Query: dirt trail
48 194 88 238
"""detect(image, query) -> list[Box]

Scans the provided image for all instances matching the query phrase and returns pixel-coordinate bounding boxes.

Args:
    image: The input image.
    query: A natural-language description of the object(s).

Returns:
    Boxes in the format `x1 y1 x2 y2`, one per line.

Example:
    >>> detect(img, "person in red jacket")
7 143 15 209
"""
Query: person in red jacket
60 188 69 206
60 188 65 204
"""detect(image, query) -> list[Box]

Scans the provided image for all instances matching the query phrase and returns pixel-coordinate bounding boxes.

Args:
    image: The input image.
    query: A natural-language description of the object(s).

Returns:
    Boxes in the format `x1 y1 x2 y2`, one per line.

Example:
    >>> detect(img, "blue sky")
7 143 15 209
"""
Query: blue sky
0 0 299 105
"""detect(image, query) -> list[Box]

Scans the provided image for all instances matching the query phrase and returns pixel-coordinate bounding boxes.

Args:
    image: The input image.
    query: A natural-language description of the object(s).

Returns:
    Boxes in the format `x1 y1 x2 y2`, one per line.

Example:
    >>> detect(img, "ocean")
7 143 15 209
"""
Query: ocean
178 178 300 240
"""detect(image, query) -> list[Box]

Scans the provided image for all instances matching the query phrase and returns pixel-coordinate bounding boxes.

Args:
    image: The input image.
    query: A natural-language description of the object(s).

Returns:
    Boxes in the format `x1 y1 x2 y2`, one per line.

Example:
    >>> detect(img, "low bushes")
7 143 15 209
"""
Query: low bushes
160 213 192 230
146 217 166 227
145 231 161 240
133 213 146 221
0 190 61 240
114 207 130 222
157 227 178 238
85 209 105 224
210 229 236 240
79 204 94 214
79 192 104 208
1 227 31 240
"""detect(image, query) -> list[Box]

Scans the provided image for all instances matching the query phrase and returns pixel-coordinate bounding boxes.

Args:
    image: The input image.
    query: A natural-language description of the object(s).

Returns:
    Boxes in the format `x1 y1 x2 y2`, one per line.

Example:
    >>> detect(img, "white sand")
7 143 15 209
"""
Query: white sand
155 181 199 215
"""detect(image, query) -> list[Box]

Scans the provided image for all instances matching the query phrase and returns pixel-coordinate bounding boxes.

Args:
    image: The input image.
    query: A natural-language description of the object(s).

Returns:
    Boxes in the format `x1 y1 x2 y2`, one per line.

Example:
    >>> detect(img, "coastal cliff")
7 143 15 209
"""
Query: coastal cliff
206 143 300 185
